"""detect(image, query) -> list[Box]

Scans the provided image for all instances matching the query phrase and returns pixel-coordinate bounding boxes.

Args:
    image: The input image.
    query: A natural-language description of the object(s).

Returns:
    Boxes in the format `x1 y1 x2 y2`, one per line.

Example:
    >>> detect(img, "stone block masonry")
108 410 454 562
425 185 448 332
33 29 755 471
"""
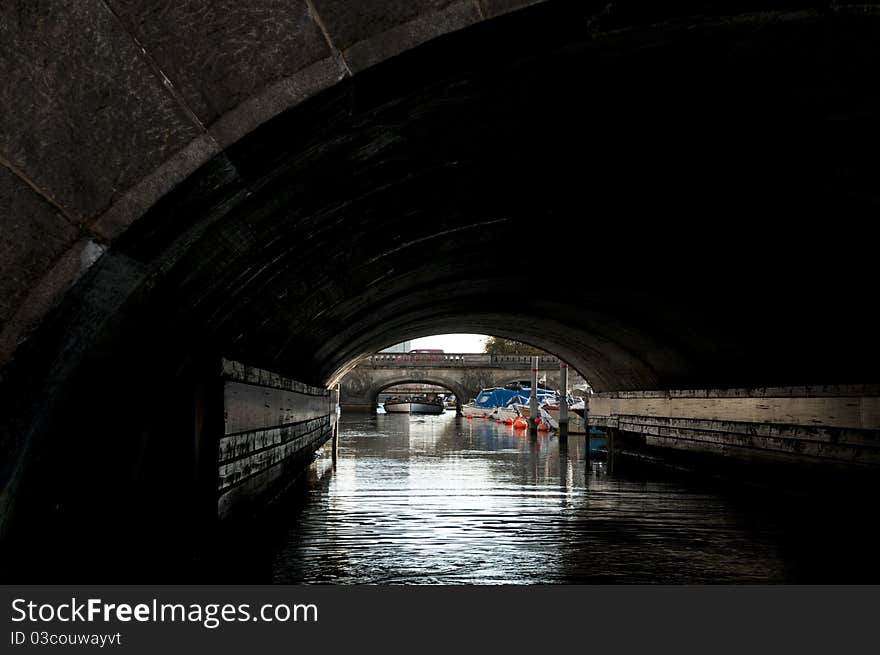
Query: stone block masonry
590 386 880 469
217 359 338 518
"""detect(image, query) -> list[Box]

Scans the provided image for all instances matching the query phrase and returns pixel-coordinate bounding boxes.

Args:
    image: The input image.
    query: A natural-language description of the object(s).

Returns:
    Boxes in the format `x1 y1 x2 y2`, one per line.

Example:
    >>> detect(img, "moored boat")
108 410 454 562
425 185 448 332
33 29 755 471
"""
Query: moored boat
383 394 445 414
540 407 588 433
539 396 605 437
464 386 558 419
461 387 515 417
495 404 521 422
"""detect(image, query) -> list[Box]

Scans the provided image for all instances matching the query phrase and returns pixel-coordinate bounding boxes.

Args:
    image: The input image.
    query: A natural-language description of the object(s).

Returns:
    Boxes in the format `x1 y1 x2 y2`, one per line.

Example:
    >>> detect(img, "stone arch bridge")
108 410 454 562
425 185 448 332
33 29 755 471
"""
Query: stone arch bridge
2 0 880 582
340 353 585 411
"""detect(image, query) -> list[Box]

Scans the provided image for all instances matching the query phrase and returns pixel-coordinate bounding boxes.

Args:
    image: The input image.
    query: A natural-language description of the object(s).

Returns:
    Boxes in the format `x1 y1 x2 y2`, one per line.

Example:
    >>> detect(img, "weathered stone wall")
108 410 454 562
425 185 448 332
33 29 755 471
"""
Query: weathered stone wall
218 359 336 518
589 386 880 469
0 0 546 368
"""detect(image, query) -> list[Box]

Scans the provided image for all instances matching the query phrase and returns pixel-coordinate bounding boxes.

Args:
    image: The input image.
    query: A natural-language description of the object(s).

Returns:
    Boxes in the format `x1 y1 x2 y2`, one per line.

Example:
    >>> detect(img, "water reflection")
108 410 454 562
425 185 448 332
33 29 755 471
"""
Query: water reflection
270 413 806 584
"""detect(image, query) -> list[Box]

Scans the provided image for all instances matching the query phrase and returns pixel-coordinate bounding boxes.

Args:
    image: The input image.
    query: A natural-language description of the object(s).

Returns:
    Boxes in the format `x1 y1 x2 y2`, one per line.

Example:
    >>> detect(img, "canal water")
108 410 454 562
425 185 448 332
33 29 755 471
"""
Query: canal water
249 412 876 584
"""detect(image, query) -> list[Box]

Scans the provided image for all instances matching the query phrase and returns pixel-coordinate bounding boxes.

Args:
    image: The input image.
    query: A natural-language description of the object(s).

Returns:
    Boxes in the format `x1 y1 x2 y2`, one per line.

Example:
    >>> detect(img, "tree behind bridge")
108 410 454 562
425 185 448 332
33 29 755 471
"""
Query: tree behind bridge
483 337 545 356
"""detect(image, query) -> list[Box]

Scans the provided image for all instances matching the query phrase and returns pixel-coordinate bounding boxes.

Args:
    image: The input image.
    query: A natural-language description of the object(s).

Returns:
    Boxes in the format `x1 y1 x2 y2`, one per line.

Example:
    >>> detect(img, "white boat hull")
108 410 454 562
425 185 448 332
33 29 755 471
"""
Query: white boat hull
538 406 558 430
512 403 529 418
495 405 521 421
542 407 588 433
461 404 490 417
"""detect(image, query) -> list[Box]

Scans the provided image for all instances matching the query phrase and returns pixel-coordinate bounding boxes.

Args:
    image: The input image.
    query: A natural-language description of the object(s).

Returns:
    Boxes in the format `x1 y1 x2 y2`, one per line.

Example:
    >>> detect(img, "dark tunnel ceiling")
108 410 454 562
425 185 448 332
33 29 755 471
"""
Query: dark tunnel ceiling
17 3 880 394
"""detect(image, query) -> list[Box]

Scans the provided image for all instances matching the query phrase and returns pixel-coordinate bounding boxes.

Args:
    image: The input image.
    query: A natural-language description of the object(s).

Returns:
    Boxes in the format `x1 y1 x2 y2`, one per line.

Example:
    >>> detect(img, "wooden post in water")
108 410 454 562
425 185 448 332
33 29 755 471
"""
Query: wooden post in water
607 425 615 474
332 385 340 465
529 356 538 435
558 363 569 439
583 392 591 466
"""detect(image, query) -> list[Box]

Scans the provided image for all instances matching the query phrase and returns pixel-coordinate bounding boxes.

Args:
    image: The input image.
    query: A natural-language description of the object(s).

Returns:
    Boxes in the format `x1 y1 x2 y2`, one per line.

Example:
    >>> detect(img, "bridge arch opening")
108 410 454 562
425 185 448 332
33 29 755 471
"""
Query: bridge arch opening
373 378 466 414
340 334 593 417
2 1 880 581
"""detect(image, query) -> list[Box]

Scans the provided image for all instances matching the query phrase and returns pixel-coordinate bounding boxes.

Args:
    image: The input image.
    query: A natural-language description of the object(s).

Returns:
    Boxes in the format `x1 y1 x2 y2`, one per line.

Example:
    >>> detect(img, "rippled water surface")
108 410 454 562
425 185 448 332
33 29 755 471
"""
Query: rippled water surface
256 412 880 584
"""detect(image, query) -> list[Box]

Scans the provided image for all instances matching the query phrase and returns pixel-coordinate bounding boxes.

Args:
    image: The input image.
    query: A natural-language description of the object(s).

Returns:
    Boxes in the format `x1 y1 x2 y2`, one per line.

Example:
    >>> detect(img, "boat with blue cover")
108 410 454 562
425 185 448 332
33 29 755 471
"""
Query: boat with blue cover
462 386 557 419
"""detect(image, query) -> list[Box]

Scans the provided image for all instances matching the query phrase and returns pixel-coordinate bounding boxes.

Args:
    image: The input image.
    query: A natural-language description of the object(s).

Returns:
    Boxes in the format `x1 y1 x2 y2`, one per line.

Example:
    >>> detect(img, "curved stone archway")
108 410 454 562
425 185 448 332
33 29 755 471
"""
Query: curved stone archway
2 2 880 396
3 1 880 581
372 376 469 412
1 0 553 366
341 368 472 412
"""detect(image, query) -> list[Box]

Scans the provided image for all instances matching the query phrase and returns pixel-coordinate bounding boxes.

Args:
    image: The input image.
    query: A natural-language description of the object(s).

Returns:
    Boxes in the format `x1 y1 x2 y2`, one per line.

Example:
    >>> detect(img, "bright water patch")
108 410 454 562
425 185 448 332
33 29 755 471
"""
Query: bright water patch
268 413 811 584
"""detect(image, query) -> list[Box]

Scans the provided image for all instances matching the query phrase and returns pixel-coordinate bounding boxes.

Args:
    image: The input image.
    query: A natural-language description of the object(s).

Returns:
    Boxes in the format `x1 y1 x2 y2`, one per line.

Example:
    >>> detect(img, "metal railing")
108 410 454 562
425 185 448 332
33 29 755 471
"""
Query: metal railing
362 353 561 368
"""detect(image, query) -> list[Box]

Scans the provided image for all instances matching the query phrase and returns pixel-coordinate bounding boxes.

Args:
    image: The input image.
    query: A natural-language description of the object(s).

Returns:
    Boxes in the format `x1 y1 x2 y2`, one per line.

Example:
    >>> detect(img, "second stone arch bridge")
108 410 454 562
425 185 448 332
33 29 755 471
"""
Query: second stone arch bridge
339 353 586 411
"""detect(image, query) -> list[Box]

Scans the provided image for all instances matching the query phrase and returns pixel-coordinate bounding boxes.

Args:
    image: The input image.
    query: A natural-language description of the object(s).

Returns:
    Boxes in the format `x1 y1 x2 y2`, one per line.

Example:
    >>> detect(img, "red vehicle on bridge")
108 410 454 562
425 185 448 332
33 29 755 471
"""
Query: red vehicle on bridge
408 348 444 361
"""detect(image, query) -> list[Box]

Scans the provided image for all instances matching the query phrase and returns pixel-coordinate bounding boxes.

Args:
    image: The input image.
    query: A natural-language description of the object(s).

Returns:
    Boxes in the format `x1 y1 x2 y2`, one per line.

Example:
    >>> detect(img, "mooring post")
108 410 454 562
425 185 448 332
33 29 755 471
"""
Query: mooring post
607 426 615 474
584 392 591 466
332 384 340 464
558 362 569 440
529 355 539 435
558 435 569 491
